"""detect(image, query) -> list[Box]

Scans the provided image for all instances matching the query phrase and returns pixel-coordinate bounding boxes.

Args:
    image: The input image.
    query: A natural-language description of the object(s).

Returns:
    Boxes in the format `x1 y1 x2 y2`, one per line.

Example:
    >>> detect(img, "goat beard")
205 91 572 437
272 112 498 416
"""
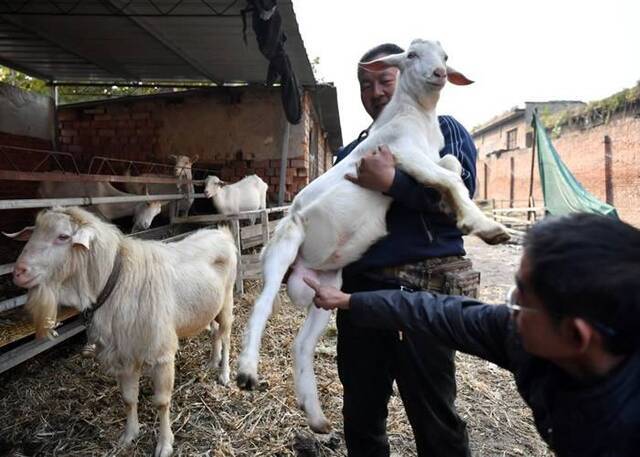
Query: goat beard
25 284 58 339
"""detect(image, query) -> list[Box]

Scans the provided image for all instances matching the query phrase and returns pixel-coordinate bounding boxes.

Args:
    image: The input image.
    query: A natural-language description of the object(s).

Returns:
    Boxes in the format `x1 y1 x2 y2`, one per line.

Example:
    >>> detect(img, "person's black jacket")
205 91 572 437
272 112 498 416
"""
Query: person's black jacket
349 290 640 457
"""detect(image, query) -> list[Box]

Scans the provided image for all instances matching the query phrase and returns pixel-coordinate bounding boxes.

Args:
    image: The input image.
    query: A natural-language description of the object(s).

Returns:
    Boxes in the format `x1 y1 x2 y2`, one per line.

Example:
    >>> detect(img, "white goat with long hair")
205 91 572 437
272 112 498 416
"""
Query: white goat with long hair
38 179 165 232
204 174 268 223
5 206 237 457
236 39 510 433
124 154 198 218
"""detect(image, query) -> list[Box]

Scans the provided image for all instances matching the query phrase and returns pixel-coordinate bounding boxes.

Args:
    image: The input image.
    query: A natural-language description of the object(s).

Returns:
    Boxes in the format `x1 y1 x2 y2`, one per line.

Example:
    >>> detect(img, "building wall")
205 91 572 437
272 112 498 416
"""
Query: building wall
475 117 527 157
56 87 333 202
0 85 54 231
0 83 54 141
477 112 640 227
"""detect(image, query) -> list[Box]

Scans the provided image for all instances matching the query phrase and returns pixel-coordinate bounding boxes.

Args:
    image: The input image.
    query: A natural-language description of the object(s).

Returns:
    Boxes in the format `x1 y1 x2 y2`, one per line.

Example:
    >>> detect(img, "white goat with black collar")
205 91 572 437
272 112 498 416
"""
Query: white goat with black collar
6 206 237 457
237 39 509 433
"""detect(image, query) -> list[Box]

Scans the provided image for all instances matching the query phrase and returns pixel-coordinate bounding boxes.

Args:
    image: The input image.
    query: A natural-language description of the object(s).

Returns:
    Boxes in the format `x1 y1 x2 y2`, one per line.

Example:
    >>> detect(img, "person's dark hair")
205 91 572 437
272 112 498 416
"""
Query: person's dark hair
524 213 640 354
357 43 404 79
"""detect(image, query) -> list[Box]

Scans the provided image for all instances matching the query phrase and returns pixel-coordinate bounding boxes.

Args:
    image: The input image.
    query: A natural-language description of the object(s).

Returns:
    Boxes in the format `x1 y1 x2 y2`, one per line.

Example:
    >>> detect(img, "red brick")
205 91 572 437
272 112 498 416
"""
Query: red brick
83 107 105 115
289 159 306 168
252 159 270 168
57 110 78 121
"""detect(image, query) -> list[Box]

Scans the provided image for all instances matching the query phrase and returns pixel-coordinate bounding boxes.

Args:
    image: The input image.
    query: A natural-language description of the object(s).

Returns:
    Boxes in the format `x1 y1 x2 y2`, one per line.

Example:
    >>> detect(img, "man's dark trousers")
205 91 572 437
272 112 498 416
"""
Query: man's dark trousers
337 274 470 457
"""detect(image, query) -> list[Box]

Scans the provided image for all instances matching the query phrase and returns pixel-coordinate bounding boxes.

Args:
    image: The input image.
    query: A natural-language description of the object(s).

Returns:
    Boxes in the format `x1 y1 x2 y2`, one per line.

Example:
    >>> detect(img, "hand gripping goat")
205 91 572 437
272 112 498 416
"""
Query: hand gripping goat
237 39 510 433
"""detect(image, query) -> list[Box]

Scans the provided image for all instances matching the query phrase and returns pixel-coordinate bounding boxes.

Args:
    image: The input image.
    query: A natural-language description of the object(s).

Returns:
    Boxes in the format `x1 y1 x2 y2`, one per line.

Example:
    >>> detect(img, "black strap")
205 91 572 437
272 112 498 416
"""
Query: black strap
82 250 122 327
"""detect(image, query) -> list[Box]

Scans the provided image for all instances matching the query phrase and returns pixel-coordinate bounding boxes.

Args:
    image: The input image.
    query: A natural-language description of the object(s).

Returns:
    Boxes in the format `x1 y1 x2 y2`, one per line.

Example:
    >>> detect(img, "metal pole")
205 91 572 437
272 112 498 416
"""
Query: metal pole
528 112 538 220
278 120 291 205
51 85 59 151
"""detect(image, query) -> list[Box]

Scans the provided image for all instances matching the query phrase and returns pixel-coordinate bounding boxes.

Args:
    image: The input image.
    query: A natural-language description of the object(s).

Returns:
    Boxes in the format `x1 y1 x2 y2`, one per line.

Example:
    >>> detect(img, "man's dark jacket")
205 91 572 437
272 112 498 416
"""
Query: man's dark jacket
334 115 478 276
348 290 640 457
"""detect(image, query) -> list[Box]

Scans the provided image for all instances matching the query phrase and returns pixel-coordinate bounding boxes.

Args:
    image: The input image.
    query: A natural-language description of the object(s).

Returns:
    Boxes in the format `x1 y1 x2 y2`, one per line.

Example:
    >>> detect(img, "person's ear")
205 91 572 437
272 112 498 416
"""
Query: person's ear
564 317 594 353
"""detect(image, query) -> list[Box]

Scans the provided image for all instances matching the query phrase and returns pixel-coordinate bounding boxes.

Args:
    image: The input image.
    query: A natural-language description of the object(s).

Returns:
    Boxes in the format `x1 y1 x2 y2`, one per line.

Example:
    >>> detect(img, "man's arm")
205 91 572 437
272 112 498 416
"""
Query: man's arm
303 277 512 369
348 116 477 212
386 116 477 210
350 289 512 368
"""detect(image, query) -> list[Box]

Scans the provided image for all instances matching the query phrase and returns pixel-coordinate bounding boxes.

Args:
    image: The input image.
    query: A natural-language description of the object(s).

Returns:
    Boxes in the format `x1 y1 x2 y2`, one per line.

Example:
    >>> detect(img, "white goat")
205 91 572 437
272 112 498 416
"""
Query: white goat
204 174 268 223
125 154 198 218
236 39 510 433
38 180 163 232
6 206 237 457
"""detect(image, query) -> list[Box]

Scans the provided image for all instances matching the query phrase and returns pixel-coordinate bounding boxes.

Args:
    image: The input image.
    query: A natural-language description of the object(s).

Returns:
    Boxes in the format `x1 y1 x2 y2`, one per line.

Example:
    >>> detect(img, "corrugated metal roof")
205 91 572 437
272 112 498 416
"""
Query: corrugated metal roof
0 0 316 86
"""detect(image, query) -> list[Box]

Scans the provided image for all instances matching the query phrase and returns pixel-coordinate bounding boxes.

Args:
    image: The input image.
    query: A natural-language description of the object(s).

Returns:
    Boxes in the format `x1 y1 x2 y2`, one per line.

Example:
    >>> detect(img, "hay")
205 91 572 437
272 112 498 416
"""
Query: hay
0 240 551 456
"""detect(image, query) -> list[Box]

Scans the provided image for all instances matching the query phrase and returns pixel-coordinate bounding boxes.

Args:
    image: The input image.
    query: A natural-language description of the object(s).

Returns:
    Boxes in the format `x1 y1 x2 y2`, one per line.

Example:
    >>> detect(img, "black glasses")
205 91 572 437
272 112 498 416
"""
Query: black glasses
505 286 617 338
505 285 540 315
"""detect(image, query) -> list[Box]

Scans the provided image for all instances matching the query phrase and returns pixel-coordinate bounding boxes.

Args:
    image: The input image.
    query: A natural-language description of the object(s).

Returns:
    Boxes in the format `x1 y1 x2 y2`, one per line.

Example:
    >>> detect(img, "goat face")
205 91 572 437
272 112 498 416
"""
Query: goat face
203 175 225 198
132 201 163 232
170 154 198 180
359 40 473 103
5 209 96 289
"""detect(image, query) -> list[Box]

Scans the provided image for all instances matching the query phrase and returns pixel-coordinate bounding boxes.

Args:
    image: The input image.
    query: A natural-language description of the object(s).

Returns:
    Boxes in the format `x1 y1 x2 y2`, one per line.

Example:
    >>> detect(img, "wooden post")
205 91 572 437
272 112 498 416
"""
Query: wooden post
230 219 243 295
604 135 614 205
261 209 270 245
509 157 515 209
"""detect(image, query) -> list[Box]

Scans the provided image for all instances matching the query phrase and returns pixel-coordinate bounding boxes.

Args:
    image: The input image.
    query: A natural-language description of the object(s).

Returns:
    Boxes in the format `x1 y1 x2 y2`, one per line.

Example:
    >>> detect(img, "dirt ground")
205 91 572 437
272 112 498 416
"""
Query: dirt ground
0 237 552 457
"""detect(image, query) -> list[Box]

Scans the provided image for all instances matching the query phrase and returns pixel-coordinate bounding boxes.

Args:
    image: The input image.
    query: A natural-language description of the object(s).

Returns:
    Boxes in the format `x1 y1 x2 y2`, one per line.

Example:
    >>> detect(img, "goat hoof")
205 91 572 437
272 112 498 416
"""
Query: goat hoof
236 372 259 390
80 343 97 358
154 442 174 457
309 418 332 435
217 372 230 386
118 425 141 446
476 224 511 245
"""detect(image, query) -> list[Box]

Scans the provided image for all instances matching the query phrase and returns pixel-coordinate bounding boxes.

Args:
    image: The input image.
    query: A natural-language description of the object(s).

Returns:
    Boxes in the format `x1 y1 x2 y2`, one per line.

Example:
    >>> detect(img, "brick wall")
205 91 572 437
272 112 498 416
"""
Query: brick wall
477 111 640 226
56 87 333 203
0 132 53 231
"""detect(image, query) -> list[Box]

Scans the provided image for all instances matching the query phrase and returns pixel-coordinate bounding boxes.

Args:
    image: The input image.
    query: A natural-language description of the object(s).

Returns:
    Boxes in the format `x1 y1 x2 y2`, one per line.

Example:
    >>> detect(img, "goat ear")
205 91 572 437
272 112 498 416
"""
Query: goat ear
72 226 96 250
169 154 177 161
191 154 199 164
447 66 474 85
359 52 405 72
3 226 35 241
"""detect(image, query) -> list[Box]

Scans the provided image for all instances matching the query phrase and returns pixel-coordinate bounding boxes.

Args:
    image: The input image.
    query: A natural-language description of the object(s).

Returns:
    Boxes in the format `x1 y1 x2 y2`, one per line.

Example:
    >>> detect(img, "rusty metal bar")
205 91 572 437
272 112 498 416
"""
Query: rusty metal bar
0 294 27 313
0 169 204 185
0 263 15 275
0 319 85 375
173 206 290 224
0 193 207 211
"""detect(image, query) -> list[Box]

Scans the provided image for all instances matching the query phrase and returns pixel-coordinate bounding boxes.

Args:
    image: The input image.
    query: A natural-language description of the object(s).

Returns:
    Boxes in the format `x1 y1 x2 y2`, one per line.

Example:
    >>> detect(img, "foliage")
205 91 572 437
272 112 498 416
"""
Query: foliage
310 56 325 83
540 82 640 136
0 66 49 94
0 65 187 104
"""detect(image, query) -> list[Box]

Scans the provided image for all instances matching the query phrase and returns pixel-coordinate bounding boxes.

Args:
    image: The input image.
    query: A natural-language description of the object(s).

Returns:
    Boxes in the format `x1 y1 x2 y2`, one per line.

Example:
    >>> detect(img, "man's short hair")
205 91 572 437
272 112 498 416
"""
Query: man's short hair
524 213 640 354
357 43 405 80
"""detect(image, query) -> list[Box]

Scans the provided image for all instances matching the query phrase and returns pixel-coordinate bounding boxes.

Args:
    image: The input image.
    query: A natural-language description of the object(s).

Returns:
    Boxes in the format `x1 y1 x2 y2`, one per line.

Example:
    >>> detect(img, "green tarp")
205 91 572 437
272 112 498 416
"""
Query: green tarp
533 113 618 218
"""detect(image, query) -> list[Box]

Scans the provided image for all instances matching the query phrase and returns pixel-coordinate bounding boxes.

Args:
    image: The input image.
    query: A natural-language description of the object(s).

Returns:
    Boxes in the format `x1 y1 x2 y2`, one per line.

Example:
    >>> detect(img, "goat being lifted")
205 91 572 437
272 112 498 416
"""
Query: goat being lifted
6 207 237 457
236 39 510 433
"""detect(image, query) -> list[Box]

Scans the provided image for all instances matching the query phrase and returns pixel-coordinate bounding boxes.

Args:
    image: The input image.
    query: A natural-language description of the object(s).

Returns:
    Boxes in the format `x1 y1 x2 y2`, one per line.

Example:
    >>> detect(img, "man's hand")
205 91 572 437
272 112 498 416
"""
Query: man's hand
345 144 396 193
303 277 351 310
